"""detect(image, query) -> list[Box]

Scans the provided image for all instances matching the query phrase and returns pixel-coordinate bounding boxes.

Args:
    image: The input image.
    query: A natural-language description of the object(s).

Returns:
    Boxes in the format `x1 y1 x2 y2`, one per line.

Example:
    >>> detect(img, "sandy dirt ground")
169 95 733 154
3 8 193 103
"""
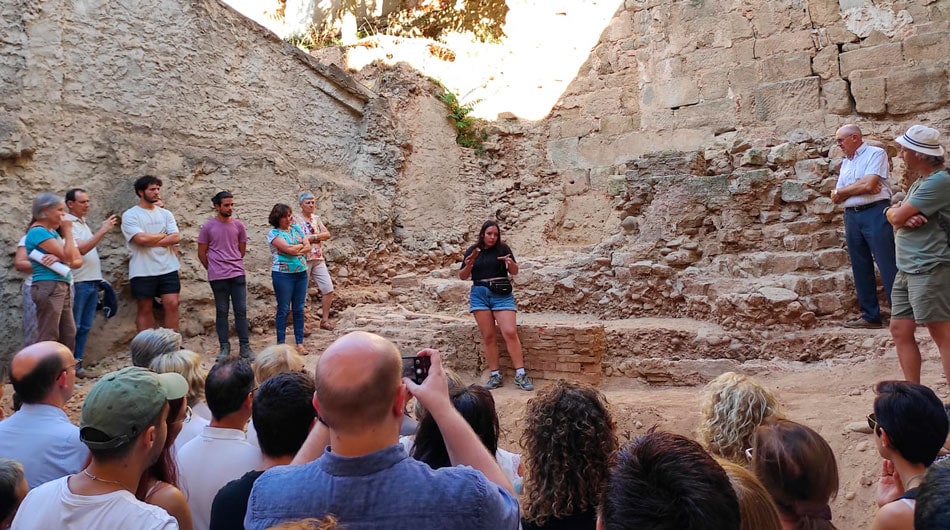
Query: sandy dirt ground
3 321 946 530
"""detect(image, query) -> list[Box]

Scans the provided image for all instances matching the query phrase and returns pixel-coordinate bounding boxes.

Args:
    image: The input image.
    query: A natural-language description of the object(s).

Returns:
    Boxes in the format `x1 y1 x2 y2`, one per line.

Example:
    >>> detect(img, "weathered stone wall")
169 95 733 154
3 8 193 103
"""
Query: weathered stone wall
546 0 949 174
0 0 402 359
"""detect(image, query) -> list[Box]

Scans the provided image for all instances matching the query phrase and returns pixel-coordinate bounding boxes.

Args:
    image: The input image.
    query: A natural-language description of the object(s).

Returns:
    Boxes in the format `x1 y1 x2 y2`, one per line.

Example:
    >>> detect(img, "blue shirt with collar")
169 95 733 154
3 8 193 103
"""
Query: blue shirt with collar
0 403 89 488
244 443 519 530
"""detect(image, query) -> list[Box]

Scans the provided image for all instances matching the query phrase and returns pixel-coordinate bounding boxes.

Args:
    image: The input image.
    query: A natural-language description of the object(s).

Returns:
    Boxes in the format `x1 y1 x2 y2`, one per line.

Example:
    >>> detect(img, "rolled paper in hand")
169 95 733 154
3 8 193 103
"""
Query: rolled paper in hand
29 249 71 277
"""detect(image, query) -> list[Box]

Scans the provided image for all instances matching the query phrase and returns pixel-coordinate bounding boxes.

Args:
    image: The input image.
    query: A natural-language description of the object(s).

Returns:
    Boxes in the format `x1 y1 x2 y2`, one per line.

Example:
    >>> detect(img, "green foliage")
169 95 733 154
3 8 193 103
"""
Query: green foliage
283 25 340 51
434 83 485 152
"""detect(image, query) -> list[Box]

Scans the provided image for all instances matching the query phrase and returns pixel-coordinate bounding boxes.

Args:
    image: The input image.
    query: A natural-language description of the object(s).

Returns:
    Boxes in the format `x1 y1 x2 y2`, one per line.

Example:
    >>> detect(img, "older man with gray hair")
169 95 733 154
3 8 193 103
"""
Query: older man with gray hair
885 125 950 388
831 124 897 329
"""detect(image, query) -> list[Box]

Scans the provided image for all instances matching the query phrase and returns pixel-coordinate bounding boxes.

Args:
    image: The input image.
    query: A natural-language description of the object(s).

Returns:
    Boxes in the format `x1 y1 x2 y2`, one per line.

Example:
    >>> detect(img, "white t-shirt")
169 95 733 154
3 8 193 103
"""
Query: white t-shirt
398 435 522 486
121 205 180 278
172 413 210 455
11 476 178 530
65 213 104 282
17 236 32 288
177 426 262 530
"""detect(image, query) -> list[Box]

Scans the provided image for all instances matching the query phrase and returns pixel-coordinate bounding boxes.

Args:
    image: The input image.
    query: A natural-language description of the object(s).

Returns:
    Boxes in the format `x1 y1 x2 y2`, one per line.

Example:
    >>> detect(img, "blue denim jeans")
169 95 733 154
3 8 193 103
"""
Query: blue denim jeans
210 275 250 346
272 271 307 345
844 201 897 323
72 281 99 360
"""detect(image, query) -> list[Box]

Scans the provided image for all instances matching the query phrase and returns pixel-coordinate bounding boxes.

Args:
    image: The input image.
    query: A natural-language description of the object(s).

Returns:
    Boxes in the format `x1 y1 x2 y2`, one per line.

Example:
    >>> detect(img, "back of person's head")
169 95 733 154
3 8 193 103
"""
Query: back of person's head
600 430 740 530
205 358 255 421
915 461 950 530
150 349 206 406
718 459 783 530
751 419 838 530
9 352 64 404
268 516 338 530
521 380 617 525
314 332 402 434
873 380 948 466
412 384 499 470
0 459 26 527
253 372 317 458
412 368 464 422
699 371 782 463
253 344 305 384
80 367 187 462
130 327 182 368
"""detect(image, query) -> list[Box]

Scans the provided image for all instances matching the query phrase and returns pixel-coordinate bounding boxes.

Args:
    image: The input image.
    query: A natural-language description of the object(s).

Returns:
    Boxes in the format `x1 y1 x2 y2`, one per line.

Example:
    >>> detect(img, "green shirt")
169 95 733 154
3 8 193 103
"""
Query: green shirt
896 168 950 273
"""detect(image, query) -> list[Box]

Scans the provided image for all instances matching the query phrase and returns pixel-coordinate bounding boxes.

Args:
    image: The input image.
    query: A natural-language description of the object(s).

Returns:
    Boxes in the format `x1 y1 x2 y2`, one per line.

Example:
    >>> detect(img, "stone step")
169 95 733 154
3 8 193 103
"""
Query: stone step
708 249 850 277
337 308 904 387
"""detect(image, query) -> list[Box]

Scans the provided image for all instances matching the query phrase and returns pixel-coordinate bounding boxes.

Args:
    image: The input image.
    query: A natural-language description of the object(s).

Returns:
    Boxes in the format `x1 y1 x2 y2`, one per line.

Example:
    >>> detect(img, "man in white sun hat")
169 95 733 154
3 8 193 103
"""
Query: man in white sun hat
884 125 950 388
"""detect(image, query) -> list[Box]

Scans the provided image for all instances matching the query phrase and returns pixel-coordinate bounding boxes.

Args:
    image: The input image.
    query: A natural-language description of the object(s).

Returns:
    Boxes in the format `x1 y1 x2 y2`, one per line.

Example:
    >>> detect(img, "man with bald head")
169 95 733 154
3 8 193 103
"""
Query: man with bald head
831 123 897 329
0 342 88 488
244 331 519 530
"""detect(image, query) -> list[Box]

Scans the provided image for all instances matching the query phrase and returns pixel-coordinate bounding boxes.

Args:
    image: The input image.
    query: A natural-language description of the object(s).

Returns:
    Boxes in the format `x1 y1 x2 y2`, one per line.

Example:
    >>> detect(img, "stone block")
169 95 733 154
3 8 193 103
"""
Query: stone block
753 77 821 121
904 32 950 63
730 168 772 194
699 69 731 100
781 181 810 203
600 115 640 135
807 197 835 214
653 79 700 109
812 46 839 79
753 30 816 58
806 0 841 26
608 175 626 197
822 79 852 115
885 66 949 114
739 148 769 167
760 53 814 83
839 42 903 79
582 87 623 119
768 143 804 166
849 71 886 114
562 169 591 196
825 26 858 45
815 248 850 269
794 159 829 183
551 117 598 139
674 98 736 129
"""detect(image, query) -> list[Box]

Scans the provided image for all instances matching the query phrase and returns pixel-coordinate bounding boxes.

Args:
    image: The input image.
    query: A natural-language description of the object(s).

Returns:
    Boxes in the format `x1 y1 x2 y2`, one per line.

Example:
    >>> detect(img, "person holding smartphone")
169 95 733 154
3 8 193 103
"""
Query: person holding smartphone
459 220 533 391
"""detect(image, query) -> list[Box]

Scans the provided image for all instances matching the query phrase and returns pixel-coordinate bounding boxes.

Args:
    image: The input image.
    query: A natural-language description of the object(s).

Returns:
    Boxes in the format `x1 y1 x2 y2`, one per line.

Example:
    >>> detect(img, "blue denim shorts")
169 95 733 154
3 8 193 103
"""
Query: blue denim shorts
469 285 517 312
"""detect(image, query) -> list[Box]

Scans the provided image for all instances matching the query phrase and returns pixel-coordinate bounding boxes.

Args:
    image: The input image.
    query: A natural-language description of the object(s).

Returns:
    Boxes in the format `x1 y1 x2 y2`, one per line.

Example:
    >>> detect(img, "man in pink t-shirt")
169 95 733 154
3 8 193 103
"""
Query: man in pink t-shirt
198 191 251 360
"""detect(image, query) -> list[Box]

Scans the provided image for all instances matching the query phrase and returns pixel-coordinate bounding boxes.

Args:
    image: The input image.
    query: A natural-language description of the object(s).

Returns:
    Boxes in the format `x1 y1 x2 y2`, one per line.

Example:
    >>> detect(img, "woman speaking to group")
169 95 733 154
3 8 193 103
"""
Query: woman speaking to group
459 220 533 391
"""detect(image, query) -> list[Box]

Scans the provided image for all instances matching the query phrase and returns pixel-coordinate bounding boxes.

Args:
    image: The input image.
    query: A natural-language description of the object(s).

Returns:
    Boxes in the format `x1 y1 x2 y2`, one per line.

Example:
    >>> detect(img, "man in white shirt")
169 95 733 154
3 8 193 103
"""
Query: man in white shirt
64 188 117 378
831 124 897 329
121 175 181 332
11 366 187 530
0 342 88 488
177 358 262 530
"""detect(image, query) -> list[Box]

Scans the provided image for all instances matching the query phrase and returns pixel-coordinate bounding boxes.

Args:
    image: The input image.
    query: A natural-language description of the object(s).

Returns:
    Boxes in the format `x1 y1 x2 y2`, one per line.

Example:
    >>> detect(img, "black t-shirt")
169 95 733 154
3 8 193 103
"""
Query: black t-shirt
522 508 597 530
209 469 264 530
462 243 516 282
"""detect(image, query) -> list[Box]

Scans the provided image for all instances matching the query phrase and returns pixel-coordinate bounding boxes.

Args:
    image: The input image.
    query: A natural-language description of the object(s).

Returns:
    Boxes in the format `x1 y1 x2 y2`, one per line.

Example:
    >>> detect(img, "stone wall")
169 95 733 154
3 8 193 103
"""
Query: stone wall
545 0 949 174
0 0 402 358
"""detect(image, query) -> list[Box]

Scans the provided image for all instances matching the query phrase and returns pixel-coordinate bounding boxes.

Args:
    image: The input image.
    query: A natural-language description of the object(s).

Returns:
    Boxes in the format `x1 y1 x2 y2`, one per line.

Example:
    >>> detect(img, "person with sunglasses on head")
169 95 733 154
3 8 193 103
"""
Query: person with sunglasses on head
294 192 335 332
868 380 949 530
830 124 897 329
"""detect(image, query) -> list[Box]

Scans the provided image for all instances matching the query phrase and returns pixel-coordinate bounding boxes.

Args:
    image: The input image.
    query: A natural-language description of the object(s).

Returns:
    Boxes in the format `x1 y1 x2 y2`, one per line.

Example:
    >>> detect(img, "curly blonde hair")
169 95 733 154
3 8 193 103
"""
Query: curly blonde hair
149 349 206 406
520 380 618 525
698 372 782 464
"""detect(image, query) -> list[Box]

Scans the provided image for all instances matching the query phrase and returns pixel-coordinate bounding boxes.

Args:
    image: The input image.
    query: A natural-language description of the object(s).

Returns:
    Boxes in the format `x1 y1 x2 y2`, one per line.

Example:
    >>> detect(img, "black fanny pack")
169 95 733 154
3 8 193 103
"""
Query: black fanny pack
475 278 513 296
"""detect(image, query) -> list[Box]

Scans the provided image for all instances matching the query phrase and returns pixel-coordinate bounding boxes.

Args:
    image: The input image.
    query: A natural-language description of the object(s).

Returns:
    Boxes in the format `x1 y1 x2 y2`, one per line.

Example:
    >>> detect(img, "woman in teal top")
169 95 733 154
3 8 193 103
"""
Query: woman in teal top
267 203 310 355
24 193 82 352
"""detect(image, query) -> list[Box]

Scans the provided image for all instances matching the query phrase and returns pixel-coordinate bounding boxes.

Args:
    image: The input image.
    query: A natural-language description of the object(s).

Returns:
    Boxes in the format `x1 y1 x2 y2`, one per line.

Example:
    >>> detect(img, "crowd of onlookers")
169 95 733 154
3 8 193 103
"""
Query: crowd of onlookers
0 330 949 529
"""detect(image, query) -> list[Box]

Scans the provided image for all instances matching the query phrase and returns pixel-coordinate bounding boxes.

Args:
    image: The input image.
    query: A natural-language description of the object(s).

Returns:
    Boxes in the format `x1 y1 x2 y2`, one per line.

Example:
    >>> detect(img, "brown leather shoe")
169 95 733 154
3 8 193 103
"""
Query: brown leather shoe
843 318 883 329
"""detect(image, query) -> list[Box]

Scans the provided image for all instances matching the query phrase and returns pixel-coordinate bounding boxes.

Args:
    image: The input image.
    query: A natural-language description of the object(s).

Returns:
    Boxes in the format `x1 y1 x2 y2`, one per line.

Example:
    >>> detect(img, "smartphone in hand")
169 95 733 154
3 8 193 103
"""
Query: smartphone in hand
401 356 431 384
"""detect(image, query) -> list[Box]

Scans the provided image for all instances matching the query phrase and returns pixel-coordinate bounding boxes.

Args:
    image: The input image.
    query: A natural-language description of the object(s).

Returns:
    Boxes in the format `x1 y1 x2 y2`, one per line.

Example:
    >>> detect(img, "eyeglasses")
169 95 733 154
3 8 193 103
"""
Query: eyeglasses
744 447 753 461
173 406 193 426
867 413 879 432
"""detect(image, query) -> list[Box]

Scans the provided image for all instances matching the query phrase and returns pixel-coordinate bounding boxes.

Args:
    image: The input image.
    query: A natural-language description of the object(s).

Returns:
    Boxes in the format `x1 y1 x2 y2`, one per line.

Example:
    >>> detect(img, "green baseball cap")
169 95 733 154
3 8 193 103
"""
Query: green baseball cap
80 366 188 450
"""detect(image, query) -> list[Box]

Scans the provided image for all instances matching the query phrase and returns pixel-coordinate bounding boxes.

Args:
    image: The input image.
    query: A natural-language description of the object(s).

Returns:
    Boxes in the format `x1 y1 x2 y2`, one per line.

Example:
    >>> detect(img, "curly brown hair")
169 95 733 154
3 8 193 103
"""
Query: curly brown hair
520 380 618 525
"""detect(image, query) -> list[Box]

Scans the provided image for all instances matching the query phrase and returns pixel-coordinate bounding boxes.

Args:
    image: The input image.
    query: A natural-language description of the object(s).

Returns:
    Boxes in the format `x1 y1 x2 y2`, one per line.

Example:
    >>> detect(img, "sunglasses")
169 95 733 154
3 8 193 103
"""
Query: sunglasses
867 413 879 432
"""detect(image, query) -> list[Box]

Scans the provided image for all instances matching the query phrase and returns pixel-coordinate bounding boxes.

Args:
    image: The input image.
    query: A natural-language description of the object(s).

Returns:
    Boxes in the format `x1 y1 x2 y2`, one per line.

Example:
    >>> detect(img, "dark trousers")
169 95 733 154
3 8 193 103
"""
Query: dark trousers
844 201 897 323
210 275 250 345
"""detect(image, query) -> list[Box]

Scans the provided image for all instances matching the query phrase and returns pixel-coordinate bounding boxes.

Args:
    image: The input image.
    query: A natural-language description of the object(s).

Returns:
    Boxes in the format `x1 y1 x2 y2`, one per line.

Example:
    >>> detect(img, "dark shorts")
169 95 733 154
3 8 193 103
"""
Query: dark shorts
131 271 181 300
